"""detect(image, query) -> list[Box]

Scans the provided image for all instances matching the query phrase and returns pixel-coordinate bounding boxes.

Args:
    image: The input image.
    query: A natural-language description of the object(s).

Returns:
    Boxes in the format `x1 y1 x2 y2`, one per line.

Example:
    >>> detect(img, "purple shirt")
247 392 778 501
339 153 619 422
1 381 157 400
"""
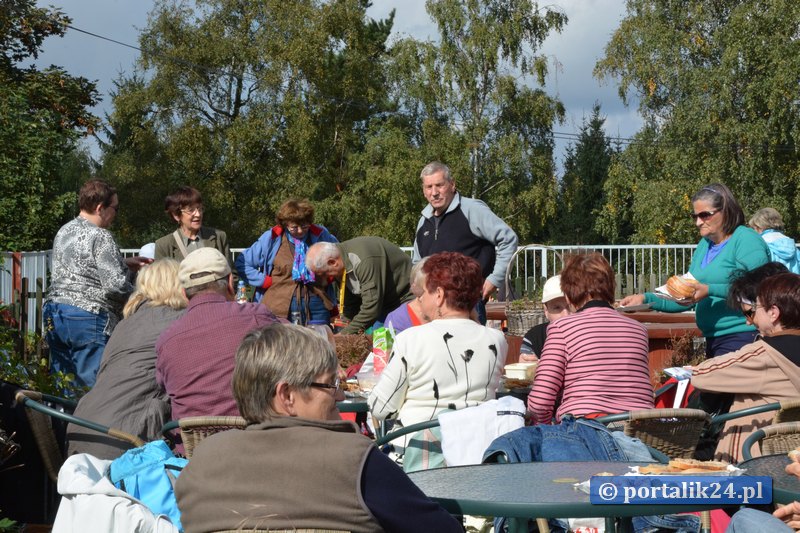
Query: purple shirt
156 292 279 421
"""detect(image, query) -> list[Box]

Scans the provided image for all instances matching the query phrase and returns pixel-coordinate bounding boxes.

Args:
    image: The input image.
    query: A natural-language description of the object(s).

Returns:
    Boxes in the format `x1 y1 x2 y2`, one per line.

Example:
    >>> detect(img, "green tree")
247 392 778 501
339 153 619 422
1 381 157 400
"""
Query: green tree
373 0 568 243
102 0 394 247
595 0 800 243
550 103 615 244
0 0 99 250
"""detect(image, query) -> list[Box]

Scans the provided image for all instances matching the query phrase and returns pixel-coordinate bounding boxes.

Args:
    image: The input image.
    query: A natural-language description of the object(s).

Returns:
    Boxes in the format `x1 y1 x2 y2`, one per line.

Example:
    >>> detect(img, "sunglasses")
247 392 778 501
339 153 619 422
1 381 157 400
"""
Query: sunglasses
690 210 718 221
741 304 760 319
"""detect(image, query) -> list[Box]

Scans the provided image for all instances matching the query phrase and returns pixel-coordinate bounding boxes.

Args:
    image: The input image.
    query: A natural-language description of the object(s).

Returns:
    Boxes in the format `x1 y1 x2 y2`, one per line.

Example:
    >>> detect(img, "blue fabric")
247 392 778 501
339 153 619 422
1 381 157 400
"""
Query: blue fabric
235 224 338 303
110 440 189 531
761 229 800 273
725 508 792 533
289 234 315 283
44 301 109 389
289 293 330 325
700 238 730 268
706 331 757 357
484 417 698 533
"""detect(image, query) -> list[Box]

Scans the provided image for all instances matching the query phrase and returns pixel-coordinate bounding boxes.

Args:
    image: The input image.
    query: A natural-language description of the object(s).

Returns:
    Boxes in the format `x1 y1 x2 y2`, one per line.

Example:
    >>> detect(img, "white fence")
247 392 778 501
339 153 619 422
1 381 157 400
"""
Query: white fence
3 244 703 333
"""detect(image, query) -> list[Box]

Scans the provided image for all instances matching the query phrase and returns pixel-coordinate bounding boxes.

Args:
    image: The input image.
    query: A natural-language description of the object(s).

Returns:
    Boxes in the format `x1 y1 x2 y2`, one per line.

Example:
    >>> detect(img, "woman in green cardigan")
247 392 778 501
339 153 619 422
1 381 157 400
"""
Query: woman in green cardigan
622 183 770 358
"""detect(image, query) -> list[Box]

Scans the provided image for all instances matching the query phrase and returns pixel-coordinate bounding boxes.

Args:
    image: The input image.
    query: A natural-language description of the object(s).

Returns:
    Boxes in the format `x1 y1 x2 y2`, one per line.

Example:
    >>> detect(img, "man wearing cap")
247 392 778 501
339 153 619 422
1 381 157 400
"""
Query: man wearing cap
412 161 518 323
156 248 280 422
519 275 571 360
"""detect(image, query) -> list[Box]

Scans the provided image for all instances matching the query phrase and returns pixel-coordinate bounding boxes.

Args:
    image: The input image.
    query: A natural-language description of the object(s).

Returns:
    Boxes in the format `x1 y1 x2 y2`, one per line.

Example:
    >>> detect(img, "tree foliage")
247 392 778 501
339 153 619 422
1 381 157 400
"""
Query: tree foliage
100 0 568 248
595 0 800 243
550 103 616 244
372 0 568 243
0 0 99 250
101 0 395 247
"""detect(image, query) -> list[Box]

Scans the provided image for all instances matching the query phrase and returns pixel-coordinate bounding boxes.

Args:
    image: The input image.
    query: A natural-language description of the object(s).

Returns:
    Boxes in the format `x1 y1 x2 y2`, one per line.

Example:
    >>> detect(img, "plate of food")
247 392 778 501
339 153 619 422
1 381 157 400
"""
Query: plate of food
632 459 743 476
655 273 698 304
342 380 365 398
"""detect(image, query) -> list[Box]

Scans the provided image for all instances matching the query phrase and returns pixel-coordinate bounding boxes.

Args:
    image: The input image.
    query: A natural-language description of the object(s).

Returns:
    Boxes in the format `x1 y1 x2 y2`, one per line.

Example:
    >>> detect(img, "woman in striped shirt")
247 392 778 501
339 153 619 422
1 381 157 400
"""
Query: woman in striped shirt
527 253 654 424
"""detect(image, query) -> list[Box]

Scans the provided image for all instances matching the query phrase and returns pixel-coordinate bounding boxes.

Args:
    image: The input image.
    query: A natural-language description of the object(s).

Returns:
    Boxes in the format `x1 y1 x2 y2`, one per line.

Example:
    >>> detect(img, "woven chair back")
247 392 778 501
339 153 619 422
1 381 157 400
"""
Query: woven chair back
179 416 247 458
622 408 711 459
774 399 800 424
759 422 800 456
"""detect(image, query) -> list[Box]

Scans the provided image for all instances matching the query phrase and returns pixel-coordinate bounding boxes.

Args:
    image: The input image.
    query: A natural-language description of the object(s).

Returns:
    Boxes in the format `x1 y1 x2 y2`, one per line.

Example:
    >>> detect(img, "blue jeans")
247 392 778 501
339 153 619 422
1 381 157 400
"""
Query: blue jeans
44 302 109 389
289 293 330 325
726 508 792 533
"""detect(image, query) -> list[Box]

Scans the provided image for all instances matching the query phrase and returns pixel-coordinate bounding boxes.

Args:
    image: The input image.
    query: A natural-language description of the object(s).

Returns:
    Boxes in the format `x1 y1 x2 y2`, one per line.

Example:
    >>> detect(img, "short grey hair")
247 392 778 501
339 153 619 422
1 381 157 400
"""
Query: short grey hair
184 278 229 300
232 324 338 422
749 207 785 232
420 161 452 182
306 241 340 271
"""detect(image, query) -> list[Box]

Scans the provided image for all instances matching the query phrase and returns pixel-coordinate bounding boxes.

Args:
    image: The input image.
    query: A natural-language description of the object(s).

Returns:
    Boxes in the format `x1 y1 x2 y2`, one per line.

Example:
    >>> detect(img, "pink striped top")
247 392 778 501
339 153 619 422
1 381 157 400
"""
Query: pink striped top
527 305 654 424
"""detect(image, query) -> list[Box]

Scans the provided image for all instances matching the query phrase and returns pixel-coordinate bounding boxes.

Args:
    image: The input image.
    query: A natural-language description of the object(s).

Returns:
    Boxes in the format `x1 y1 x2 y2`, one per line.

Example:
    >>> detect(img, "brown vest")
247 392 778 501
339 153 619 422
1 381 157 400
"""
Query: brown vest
262 235 334 320
175 417 382 533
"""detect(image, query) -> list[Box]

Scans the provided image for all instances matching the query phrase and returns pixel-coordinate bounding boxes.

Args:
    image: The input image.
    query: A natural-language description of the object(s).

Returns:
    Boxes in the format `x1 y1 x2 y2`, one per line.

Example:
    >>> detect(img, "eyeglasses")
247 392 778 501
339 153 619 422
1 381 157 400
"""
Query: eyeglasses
181 206 204 215
690 210 718 221
287 224 311 232
742 303 760 319
309 377 341 392
107 204 119 213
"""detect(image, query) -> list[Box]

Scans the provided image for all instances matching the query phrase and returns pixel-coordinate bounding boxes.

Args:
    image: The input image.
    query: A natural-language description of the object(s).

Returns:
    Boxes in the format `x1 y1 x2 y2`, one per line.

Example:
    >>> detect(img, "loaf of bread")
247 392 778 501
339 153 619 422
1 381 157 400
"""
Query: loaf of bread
666 275 697 299
668 458 729 471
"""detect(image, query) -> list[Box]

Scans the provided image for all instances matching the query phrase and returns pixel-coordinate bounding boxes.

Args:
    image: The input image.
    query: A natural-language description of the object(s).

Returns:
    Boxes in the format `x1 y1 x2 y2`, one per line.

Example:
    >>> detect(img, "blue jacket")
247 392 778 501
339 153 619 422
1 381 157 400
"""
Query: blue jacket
483 417 699 533
235 224 338 303
761 229 800 274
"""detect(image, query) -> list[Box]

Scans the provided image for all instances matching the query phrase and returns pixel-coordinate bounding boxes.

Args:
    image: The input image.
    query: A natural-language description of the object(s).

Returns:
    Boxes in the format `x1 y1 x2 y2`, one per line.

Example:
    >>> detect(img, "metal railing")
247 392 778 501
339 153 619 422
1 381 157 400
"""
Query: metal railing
2 244 709 333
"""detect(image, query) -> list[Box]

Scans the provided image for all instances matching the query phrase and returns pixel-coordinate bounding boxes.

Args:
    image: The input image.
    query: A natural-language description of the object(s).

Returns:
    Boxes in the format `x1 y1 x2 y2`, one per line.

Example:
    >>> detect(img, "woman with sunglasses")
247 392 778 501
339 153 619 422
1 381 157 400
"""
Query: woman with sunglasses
154 186 231 265
621 183 770 358
691 269 800 463
235 198 338 325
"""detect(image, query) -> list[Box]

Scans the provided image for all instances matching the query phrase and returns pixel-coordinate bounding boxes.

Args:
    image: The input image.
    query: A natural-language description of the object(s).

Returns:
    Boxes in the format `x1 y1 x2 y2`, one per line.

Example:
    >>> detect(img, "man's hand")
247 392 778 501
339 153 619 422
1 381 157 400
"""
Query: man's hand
773 500 800 529
482 279 497 301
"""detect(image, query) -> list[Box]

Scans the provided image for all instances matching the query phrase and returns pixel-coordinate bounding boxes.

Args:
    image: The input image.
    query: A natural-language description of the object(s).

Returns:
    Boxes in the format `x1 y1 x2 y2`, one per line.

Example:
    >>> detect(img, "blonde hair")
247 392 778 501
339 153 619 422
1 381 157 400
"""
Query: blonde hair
123 259 187 318
749 207 785 232
410 257 428 297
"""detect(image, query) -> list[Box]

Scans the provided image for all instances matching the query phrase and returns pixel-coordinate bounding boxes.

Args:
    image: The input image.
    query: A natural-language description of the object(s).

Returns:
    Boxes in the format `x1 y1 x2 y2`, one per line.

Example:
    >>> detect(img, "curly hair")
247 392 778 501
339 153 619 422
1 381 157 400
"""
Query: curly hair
422 252 482 312
276 199 315 227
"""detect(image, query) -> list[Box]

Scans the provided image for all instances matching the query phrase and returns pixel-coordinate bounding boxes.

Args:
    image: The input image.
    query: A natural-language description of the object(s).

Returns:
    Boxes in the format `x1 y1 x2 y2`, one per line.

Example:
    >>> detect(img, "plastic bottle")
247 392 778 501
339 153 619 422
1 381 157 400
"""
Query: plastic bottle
236 280 248 304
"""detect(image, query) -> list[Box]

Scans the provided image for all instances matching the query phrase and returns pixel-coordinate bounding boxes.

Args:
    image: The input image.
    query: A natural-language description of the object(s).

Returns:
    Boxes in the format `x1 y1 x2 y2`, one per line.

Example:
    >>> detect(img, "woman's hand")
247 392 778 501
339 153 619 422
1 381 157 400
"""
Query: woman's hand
619 294 646 307
773 501 800 529
686 282 709 305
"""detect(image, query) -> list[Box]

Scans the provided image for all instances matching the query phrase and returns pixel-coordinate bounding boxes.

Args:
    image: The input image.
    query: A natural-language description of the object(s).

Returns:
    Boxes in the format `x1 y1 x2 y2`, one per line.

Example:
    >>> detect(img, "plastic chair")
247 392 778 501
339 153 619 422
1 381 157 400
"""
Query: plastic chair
595 408 711 459
14 389 145 483
161 416 247 458
742 421 800 461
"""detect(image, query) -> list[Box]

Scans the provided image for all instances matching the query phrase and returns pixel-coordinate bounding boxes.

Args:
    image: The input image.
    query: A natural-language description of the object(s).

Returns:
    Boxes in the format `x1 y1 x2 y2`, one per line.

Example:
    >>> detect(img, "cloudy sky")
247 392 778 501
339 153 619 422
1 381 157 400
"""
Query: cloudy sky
33 0 642 170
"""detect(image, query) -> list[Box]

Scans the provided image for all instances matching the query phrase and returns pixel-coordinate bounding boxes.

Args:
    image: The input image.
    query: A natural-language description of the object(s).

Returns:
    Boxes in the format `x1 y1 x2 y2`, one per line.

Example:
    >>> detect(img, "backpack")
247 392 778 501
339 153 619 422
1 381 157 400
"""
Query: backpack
109 440 189 531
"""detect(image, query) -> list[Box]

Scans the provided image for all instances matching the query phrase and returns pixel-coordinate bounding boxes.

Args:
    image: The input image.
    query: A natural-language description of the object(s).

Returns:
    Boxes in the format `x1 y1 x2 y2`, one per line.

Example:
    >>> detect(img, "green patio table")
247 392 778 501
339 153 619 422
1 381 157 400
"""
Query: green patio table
740 453 800 505
408 461 720 533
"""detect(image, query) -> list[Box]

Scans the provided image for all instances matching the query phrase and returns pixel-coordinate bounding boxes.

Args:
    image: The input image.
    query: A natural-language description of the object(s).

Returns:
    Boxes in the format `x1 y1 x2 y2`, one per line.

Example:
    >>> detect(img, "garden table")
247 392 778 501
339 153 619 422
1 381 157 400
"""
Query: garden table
408 461 719 533
740 453 800 505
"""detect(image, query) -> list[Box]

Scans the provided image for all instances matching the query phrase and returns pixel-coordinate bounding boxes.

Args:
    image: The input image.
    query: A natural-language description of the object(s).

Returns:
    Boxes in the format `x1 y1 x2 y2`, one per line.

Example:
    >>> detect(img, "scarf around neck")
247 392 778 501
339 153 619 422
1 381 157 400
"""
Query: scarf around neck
289 234 315 283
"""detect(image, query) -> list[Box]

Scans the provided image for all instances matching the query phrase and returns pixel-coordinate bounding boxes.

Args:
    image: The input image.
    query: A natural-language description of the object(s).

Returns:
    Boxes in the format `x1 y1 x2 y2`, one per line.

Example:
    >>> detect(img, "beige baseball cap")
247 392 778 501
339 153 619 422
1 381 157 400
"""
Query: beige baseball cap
541 275 564 303
179 248 231 289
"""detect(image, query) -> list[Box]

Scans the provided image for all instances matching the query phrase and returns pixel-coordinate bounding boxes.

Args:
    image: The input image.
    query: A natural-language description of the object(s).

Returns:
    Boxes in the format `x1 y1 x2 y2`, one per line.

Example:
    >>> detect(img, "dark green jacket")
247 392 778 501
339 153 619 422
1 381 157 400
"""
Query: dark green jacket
338 237 413 334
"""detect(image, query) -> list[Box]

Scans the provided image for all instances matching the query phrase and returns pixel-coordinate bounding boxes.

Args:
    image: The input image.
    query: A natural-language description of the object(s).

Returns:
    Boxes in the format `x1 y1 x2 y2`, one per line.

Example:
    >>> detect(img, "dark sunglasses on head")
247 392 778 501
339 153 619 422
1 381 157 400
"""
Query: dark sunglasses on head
690 210 718 221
